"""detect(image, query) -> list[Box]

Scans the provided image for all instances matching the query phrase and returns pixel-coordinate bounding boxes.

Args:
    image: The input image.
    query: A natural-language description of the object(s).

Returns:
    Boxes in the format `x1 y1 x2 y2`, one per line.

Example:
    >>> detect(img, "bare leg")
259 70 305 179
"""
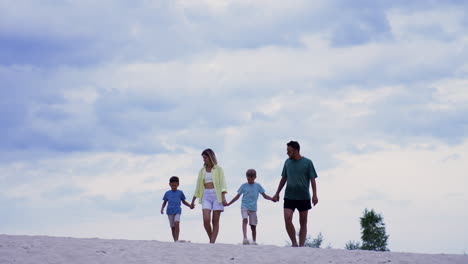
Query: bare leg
203 209 213 241
284 208 298 247
210 210 222 243
171 227 176 241
174 221 180 242
251 225 257 243
242 218 248 240
298 210 308 247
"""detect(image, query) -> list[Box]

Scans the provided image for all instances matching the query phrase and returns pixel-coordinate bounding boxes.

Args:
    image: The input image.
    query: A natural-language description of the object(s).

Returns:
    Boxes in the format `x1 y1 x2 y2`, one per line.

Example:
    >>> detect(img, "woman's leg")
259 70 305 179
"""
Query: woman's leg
210 210 222 243
203 209 213 241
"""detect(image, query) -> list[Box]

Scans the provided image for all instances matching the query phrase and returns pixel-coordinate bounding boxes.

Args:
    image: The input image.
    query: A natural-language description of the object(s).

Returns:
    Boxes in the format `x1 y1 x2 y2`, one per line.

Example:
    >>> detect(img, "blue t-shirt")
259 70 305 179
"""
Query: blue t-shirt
163 190 186 215
237 182 265 211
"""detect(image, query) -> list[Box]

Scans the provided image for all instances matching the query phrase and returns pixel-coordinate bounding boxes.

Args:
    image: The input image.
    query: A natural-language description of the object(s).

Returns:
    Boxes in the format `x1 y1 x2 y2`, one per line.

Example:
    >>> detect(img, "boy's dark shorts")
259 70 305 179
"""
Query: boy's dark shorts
284 199 312 212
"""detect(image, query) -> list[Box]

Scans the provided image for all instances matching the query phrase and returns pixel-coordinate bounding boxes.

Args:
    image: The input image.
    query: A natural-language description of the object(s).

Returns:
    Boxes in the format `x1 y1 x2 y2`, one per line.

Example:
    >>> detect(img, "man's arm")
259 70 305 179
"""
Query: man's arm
273 177 287 202
161 200 167 214
311 178 318 206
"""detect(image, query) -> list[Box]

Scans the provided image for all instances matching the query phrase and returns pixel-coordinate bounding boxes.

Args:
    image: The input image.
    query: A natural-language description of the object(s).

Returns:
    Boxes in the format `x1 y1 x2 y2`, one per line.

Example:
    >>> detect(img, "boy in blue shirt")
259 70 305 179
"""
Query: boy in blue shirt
226 169 274 245
161 176 193 242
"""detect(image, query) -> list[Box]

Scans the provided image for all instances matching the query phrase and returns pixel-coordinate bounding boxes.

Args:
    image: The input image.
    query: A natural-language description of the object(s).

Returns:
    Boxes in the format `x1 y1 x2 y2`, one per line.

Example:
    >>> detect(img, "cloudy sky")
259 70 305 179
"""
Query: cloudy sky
1 0 467 254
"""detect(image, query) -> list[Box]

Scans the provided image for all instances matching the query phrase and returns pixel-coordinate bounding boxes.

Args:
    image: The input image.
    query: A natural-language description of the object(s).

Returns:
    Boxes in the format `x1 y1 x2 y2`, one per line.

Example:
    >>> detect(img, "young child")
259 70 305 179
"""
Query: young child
226 169 274 245
161 176 193 242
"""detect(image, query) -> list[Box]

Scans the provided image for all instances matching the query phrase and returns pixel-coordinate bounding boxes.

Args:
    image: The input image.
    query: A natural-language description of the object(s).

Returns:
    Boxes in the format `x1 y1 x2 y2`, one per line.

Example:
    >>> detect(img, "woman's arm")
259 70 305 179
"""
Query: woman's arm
192 168 203 206
222 191 227 206
219 167 228 193
218 167 228 205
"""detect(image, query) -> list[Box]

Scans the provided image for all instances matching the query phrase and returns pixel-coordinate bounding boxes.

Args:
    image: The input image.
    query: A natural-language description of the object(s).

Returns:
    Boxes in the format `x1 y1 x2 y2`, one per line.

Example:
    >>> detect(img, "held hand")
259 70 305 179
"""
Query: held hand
222 200 228 206
272 194 279 202
190 203 195 209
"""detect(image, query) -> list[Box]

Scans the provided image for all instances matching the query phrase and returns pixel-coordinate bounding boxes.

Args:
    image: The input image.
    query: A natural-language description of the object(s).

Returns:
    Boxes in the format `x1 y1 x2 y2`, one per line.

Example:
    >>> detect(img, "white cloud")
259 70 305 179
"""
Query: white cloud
2 0 468 254
2 151 201 201
322 139 468 202
429 78 468 111
388 7 467 40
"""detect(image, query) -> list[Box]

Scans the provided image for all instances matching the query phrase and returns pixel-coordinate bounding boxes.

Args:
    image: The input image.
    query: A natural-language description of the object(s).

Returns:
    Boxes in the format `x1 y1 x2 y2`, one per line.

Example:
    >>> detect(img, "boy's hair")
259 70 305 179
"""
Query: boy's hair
246 169 256 177
287 141 300 151
169 176 179 183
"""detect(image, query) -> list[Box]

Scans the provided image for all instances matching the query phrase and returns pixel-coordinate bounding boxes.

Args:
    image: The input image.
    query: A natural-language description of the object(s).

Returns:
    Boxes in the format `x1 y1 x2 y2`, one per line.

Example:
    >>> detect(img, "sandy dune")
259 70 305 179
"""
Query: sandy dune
1 235 467 264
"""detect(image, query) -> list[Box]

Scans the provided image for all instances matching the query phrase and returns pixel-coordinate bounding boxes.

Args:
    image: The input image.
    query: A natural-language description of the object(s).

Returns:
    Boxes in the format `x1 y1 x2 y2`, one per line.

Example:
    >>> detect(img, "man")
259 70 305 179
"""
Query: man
273 141 318 247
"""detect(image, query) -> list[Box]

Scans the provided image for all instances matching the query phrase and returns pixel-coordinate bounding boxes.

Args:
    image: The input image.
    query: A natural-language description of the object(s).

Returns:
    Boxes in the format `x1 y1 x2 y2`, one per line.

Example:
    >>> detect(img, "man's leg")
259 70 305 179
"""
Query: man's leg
298 210 308 247
284 208 298 247
202 209 212 241
210 210 222 243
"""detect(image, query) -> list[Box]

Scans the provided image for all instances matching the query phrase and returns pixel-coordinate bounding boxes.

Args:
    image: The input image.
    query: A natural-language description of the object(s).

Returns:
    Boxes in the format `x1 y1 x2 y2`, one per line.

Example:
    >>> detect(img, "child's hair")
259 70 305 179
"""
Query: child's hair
169 176 179 183
246 169 256 177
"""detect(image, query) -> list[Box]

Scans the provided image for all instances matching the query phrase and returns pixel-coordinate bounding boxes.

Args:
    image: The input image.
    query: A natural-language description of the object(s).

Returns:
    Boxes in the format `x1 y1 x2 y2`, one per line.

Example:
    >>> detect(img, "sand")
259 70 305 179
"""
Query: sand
0 235 467 264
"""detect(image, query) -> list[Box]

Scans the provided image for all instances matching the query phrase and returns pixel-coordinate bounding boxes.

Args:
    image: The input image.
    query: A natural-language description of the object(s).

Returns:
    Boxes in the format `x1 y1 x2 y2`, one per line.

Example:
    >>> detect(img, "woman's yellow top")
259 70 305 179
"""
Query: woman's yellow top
193 165 228 204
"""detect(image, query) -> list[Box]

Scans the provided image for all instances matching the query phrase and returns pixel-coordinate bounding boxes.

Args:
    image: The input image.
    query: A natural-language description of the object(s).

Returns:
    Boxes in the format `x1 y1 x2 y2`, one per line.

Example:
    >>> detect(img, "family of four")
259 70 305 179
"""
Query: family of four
160 141 319 247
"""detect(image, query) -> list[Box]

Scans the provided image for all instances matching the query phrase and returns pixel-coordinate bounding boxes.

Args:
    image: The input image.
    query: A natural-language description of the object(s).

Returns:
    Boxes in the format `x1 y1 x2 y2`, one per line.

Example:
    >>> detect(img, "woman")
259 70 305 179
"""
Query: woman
191 148 228 243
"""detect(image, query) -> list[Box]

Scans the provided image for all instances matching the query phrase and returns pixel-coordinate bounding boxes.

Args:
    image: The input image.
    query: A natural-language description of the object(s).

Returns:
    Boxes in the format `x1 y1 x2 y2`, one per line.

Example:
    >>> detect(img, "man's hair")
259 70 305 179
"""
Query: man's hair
169 176 179 183
287 141 300 151
246 169 256 177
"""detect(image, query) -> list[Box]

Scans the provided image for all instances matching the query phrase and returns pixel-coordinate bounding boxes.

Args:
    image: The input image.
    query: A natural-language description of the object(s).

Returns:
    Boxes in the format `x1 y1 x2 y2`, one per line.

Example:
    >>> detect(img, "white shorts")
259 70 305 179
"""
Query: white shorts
202 189 224 211
167 214 181 228
241 208 258 226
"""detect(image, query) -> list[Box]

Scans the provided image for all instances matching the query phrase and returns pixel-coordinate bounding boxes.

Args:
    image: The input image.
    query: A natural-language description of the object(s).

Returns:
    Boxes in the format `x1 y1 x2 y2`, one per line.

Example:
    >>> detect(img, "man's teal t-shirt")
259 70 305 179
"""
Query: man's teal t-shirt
281 156 318 200
237 182 265 211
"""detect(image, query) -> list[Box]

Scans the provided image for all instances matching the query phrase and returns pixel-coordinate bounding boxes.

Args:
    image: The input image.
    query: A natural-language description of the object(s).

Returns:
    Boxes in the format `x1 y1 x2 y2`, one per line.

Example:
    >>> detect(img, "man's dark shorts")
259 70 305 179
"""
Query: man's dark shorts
284 199 312 212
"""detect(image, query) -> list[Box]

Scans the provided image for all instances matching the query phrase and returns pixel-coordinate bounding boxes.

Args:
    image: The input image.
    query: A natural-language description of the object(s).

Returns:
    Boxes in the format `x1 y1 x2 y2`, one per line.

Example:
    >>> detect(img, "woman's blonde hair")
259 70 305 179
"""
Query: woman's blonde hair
201 148 218 166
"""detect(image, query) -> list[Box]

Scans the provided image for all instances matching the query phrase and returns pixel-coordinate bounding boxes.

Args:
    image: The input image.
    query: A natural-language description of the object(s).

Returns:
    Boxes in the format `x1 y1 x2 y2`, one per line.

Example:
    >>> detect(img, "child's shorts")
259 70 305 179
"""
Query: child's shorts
202 189 224 211
241 208 258 226
167 214 181 228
